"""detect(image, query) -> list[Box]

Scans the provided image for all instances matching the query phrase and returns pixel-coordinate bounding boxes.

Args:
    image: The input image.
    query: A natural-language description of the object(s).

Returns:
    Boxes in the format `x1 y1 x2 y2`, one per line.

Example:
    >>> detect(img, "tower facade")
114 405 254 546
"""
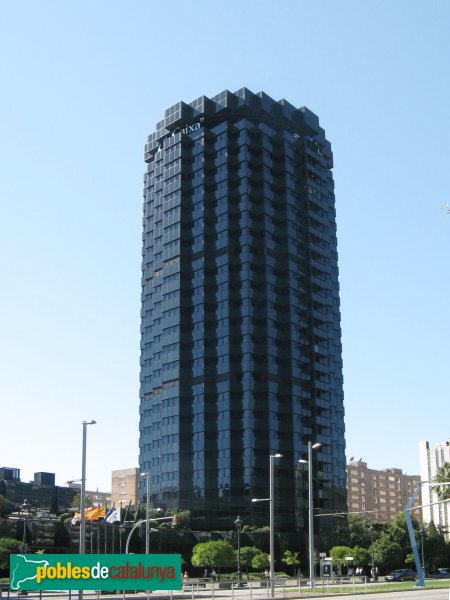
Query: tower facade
139 89 346 534
419 440 450 538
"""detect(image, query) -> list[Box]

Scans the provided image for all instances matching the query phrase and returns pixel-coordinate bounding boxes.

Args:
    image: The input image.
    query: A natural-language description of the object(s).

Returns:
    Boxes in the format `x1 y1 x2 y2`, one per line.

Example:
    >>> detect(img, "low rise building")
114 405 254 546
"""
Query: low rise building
0 467 78 513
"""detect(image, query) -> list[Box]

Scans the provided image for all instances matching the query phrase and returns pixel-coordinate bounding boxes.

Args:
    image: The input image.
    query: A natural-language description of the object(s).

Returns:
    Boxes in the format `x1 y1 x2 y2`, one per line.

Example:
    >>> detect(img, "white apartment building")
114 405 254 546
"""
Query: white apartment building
419 440 450 538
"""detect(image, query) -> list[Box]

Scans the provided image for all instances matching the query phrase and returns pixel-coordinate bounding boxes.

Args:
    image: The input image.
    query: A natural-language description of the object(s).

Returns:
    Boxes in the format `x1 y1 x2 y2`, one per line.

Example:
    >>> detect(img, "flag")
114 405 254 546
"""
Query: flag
85 507 106 521
85 507 100 521
84 507 96 520
95 506 106 520
105 507 121 523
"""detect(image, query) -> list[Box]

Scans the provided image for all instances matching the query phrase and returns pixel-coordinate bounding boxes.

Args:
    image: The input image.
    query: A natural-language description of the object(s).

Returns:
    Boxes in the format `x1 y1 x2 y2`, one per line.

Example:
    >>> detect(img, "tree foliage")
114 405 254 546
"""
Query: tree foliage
347 515 374 548
191 540 236 571
70 493 93 509
329 546 353 565
59 512 72 525
168 509 191 529
420 522 448 568
282 550 301 575
433 462 450 500
252 550 270 571
0 494 13 516
328 513 450 573
351 546 370 566
0 538 21 569
239 546 261 574
373 537 403 571
386 512 418 548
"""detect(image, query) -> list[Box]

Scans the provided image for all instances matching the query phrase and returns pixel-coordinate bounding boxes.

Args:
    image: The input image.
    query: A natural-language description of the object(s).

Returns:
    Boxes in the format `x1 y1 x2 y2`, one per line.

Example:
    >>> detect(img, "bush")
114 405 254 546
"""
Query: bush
0 538 21 570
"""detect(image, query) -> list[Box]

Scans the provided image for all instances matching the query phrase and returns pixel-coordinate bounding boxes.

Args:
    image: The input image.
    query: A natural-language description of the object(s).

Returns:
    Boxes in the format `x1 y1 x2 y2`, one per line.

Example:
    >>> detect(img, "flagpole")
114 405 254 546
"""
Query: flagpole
123 500 131 523
119 502 123 554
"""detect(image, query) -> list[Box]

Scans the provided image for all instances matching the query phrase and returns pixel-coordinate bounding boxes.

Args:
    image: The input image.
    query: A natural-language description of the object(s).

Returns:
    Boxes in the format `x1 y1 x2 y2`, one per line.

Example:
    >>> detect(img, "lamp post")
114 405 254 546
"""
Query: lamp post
299 441 322 587
252 452 282 597
368 526 376 581
419 528 425 577
141 472 152 554
20 499 30 552
79 419 96 555
234 516 243 583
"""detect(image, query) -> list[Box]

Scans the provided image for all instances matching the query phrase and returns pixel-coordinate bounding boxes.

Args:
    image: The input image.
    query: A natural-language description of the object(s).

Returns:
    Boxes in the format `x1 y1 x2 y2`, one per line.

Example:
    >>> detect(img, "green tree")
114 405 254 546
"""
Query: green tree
329 546 353 565
166 508 191 529
351 546 370 567
422 522 449 568
0 494 13 516
252 550 270 572
239 546 261 576
282 550 301 576
373 537 403 572
191 540 236 575
386 512 418 549
329 546 353 575
59 512 72 525
347 515 374 548
70 493 93 509
433 462 450 500
0 538 21 570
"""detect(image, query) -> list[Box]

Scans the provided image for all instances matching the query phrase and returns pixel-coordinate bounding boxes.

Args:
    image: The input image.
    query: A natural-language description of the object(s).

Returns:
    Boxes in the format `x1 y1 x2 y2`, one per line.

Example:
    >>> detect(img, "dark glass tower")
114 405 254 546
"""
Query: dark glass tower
139 89 346 536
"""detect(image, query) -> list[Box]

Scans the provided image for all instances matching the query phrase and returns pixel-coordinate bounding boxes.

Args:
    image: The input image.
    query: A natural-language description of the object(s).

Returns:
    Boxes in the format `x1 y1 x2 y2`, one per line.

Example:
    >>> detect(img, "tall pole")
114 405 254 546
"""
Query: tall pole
252 453 281 598
419 529 425 577
300 442 321 588
307 442 313 585
270 455 274 595
369 526 375 581
21 499 29 552
79 419 96 600
269 453 282 597
141 472 151 554
234 516 242 583
80 423 88 554
146 474 150 554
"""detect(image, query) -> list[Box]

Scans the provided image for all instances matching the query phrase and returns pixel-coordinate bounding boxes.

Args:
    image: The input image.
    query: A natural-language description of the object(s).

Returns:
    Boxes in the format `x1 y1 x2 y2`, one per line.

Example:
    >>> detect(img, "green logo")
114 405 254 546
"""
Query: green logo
10 554 181 591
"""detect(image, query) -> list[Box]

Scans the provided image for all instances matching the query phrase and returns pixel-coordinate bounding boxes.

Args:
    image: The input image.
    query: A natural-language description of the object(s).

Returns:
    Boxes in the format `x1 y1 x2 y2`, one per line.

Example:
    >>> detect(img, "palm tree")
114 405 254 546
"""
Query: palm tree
433 462 450 500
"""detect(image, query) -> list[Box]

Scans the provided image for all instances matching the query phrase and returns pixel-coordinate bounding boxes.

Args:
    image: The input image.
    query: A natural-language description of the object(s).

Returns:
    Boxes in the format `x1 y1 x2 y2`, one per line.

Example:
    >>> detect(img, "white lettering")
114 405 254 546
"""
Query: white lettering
156 118 204 150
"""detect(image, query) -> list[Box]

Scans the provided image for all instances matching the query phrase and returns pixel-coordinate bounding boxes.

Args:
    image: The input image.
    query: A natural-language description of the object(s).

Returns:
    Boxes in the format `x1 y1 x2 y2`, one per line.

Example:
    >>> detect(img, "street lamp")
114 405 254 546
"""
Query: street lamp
299 441 322 587
252 452 283 598
79 419 96 555
419 528 425 577
20 499 30 552
141 472 152 554
234 516 243 583
368 526 376 581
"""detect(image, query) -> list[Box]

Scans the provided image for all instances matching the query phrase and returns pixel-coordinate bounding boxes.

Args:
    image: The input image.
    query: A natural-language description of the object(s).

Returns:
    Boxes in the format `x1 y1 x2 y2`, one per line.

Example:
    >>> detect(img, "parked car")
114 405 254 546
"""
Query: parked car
385 569 417 582
427 568 450 579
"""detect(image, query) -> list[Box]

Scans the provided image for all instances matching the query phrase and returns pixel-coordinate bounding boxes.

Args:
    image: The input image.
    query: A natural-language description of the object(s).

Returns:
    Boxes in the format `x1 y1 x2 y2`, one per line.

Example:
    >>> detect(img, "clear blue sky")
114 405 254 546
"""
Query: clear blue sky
1 0 449 493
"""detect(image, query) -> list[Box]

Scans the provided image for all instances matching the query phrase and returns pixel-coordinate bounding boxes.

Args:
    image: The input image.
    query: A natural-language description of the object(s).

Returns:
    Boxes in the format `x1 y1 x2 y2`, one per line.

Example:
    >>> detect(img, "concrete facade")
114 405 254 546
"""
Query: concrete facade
111 467 139 507
347 459 422 523
419 439 450 538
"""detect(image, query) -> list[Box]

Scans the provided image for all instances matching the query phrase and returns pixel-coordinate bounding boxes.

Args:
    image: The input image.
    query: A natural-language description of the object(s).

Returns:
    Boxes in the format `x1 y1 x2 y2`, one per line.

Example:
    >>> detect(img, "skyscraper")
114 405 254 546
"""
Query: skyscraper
139 89 346 536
